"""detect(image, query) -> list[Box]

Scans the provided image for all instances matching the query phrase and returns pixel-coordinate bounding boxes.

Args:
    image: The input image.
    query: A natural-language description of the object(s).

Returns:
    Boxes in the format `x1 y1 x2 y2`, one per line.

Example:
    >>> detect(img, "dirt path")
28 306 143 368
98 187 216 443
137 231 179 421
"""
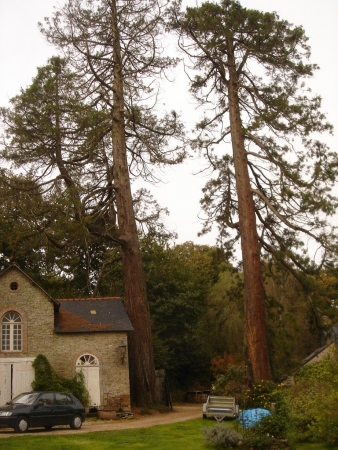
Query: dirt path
0 404 202 438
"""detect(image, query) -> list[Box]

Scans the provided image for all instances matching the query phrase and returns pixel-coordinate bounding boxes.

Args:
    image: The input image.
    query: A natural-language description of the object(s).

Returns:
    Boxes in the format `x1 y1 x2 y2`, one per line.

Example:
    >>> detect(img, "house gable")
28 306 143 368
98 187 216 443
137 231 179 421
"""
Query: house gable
0 264 59 310
0 264 57 355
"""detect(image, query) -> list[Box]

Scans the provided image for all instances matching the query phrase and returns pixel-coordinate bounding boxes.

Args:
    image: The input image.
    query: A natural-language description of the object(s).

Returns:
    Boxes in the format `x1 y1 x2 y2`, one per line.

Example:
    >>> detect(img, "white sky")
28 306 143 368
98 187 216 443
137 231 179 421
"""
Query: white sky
0 0 337 247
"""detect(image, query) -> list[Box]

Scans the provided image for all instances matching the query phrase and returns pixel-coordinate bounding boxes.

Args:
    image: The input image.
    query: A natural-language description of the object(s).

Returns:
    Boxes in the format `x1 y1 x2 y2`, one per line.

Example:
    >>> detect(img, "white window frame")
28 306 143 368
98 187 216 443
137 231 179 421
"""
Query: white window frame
1 312 22 351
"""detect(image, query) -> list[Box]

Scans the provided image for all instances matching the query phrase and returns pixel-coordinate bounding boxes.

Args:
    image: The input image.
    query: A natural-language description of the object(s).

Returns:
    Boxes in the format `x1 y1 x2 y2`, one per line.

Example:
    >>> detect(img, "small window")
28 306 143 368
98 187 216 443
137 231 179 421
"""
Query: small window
1 312 22 351
10 282 19 291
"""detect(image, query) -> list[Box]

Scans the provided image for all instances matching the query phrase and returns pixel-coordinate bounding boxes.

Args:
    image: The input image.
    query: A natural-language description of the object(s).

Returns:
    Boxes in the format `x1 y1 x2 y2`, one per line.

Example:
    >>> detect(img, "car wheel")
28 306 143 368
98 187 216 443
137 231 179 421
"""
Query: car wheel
70 414 83 430
14 416 29 433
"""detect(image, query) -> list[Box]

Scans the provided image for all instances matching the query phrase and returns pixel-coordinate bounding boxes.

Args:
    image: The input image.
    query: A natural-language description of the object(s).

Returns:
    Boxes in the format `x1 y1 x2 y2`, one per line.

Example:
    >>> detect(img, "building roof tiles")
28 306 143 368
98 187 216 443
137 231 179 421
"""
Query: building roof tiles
55 298 133 333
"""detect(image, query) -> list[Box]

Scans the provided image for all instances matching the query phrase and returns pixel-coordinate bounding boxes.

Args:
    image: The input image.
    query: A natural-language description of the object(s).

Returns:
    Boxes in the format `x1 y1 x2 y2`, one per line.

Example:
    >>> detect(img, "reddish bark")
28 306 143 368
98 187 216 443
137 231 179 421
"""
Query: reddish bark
111 0 156 405
227 37 272 381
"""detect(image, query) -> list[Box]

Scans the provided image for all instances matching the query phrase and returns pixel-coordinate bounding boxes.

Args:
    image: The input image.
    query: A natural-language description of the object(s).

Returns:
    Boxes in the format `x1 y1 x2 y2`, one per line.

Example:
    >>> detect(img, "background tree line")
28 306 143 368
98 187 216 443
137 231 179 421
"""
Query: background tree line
0 197 337 392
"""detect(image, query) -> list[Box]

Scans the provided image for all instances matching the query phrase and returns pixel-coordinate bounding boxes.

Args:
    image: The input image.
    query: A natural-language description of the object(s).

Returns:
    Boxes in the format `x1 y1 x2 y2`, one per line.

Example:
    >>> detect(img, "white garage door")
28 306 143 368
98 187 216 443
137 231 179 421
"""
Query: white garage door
0 358 35 404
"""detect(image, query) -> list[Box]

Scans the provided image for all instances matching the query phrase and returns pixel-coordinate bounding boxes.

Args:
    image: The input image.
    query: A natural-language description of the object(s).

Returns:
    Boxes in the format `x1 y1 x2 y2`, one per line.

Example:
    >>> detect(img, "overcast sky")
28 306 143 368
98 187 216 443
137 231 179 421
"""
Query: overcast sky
0 0 337 247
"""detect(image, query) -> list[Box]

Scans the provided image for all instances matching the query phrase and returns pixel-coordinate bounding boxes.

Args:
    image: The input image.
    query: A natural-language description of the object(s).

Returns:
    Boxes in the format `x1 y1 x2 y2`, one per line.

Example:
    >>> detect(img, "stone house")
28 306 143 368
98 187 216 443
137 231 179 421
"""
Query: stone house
0 264 133 410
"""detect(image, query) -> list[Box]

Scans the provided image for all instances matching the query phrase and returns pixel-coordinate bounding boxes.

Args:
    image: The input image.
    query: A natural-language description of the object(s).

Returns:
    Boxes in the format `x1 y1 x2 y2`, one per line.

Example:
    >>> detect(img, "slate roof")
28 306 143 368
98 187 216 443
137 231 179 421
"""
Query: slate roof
54 297 134 333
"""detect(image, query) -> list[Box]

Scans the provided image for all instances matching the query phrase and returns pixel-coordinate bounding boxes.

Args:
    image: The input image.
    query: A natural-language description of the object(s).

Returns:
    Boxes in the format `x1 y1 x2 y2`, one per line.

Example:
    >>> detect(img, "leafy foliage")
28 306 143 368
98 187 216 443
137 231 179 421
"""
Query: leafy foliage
285 353 338 444
142 240 228 389
242 380 290 438
203 270 245 358
263 264 326 378
32 354 89 407
244 380 278 409
241 432 286 450
212 365 247 401
211 352 244 378
244 408 289 440
230 383 289 448
211 352 247 399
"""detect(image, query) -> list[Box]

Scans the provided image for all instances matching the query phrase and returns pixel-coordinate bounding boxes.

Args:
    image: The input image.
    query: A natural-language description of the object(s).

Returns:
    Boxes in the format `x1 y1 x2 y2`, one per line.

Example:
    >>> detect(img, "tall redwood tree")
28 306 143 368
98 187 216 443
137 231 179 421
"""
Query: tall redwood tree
171 0 337 380
40 0 184 405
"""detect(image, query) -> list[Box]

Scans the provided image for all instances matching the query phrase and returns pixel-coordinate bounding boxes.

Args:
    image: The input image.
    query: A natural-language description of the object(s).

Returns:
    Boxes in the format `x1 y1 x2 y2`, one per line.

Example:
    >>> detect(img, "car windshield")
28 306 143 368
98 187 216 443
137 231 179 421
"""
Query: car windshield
10 392 40 405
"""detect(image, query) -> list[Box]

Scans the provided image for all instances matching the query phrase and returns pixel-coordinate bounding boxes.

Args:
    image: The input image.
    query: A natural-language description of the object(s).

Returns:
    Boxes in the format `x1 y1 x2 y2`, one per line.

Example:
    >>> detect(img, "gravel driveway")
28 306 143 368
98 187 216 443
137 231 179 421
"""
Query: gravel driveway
0 404 202 437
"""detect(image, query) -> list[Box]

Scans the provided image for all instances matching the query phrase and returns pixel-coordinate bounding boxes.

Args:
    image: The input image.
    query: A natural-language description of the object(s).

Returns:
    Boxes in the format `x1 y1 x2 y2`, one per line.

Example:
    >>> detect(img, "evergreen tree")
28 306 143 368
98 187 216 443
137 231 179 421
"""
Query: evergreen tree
170 0 337 380
1 47 182 405
38 0 184 405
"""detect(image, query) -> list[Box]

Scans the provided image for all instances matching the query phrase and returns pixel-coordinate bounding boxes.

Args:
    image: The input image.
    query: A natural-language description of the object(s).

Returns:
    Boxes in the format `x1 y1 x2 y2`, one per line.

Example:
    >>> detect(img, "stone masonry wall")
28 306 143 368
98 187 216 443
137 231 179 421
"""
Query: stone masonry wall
0 269 55 357
51 331 131 409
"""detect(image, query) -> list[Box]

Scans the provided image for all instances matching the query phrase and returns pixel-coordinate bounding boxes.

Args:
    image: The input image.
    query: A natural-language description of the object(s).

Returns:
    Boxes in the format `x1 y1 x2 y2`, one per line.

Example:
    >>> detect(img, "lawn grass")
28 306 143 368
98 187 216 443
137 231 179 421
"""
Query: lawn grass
0 419 215 450
1 418 337 450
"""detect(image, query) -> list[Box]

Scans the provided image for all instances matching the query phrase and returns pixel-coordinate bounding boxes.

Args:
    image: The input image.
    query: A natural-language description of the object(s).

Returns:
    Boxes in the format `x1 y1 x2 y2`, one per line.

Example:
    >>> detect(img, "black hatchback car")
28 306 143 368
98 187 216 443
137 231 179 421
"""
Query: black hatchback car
0 391 86 433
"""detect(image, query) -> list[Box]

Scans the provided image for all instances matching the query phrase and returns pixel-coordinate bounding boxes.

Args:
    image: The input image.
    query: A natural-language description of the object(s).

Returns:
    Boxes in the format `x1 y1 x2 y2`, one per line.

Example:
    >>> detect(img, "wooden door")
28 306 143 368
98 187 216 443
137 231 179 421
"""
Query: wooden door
0 363 11 404
12 361 35 397
0 359 35 404
76 354 100 407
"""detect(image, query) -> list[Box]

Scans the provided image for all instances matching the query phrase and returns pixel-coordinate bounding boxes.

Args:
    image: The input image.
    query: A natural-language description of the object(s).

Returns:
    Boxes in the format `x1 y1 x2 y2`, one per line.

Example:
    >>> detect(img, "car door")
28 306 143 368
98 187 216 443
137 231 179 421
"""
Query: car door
29 392 56 427
54 392 76 425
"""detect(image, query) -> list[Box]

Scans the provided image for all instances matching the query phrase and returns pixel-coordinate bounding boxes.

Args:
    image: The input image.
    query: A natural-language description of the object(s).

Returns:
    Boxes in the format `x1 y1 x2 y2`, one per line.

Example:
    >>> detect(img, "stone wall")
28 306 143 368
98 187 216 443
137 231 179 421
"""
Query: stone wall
51 330 131 409
0 268 55 357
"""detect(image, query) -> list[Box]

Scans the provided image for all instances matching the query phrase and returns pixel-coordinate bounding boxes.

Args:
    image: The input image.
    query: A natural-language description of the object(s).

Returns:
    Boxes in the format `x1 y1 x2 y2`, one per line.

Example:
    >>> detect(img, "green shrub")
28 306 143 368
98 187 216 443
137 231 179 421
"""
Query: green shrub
286 378 338 444
235 414 290 450
285 355 338 445
212 365 248 405
32 354 90 407
201 424 243 447
252 410 288 439
244 380 277 409
241 432 279 449
234 382 289 448
296 353 338 386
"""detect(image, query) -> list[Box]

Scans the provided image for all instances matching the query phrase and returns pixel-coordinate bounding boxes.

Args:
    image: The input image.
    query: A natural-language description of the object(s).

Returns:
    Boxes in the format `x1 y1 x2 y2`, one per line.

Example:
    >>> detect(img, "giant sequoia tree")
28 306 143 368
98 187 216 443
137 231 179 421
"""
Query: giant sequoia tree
171 0 338 380
2 0 183 406
42 0 183 407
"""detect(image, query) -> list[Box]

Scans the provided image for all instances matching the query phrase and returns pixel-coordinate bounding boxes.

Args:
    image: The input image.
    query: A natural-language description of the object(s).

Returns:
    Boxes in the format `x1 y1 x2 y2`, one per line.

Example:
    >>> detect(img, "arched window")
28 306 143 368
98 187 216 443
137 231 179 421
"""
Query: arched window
76 354 99 366
1 312 22 351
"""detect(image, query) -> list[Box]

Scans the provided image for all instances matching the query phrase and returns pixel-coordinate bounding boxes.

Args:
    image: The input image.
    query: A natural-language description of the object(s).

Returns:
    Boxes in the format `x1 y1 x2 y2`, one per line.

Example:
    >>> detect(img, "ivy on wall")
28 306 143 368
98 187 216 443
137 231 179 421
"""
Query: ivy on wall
32 354 90 407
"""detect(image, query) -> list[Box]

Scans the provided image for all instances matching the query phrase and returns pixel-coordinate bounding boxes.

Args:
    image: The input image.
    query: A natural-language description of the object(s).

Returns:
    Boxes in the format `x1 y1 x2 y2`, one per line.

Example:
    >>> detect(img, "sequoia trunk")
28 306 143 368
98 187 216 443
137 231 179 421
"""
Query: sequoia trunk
111 0 156 405
227 37 272 381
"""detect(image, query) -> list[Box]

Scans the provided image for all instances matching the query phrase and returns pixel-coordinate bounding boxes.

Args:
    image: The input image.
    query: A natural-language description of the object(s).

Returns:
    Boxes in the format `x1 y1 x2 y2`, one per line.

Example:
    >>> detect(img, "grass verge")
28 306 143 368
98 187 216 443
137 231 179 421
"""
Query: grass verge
0 418 337 449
